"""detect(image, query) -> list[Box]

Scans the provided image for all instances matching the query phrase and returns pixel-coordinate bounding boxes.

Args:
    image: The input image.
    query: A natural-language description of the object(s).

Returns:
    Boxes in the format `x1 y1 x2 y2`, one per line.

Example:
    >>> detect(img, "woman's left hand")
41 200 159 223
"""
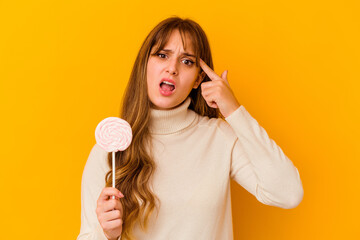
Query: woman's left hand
199 58 241 118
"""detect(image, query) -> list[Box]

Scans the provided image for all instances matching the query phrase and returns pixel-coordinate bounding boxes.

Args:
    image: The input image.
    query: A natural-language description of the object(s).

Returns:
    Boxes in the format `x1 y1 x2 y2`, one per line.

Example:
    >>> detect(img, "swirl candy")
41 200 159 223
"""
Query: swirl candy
95 117 132 152
95 117 132 198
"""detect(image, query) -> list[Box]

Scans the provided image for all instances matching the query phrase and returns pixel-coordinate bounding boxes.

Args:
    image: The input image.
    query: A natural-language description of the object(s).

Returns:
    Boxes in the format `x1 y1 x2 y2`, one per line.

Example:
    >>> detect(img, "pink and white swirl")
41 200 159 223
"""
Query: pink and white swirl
95 117 132 152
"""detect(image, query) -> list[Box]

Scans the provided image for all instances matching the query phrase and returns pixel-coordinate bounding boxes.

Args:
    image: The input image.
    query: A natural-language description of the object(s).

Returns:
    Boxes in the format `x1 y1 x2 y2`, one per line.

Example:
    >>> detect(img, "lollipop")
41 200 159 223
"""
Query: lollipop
95 117 132 199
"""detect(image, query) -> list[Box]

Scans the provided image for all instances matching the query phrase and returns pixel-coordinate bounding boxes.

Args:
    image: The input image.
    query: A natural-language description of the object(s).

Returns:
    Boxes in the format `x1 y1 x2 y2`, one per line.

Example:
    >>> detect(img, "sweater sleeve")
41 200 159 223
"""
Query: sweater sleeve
77 144 121 240
225 105 304 209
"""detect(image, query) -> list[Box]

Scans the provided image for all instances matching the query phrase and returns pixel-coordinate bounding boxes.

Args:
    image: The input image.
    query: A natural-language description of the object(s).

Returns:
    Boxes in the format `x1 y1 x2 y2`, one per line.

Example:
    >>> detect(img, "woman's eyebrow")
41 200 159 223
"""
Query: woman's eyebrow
161 49 196 58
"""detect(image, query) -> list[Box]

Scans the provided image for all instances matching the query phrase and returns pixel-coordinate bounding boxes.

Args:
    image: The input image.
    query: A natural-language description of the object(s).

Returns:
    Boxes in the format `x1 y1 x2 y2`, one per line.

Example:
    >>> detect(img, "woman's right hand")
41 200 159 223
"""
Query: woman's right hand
96 187 125 240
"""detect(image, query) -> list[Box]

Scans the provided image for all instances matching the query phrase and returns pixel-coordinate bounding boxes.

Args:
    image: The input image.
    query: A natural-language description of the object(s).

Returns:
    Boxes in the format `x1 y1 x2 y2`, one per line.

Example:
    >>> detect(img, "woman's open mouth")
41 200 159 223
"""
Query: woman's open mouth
159 80 176 96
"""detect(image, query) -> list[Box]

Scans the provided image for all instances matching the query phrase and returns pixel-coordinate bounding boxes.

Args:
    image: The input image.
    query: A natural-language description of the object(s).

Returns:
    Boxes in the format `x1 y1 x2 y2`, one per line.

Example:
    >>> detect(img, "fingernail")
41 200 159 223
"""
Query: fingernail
119 192 124 198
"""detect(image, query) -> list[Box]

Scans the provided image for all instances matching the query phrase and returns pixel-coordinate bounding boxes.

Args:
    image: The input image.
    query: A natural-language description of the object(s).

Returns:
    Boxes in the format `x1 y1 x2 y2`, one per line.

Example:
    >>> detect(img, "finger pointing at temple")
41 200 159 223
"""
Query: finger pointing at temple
199 58 222 81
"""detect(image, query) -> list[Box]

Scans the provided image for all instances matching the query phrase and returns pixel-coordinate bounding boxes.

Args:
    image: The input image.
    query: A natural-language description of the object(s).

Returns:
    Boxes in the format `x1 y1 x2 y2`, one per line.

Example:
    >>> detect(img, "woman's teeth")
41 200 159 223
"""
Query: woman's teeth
162 81 175 86
160 81 175 91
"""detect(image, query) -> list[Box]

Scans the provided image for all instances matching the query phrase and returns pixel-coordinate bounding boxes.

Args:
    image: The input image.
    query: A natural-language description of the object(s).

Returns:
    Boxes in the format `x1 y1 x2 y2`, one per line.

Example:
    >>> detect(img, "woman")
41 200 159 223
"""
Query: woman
77 16 304 240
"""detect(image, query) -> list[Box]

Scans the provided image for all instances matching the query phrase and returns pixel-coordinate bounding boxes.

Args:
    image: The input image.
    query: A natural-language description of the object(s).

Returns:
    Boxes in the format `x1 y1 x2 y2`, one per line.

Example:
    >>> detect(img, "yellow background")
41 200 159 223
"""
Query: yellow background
1 0 359 239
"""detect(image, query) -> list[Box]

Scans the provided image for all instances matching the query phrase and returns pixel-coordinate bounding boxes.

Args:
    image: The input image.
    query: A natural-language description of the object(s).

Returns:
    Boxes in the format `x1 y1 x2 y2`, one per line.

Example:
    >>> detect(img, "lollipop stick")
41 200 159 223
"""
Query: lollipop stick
112 151 115 200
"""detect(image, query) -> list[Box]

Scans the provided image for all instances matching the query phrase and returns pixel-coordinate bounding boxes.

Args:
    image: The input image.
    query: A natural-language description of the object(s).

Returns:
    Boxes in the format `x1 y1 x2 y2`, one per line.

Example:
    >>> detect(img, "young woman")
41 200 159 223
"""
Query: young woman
77 16 304 240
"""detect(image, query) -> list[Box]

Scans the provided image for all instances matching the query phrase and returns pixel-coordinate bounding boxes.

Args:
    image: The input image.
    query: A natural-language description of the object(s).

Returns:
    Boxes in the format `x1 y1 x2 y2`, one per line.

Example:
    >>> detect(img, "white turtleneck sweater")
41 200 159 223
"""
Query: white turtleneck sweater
77 97 304 240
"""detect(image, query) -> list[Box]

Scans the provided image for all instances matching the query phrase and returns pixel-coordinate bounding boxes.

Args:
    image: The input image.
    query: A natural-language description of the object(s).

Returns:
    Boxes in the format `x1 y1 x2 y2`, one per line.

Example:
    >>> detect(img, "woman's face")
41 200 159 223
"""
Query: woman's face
146 29 204 110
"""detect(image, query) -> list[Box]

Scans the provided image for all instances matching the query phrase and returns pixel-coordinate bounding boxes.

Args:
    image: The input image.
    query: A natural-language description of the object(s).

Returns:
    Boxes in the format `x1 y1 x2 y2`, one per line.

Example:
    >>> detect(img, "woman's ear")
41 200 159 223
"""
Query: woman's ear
193 71 206 89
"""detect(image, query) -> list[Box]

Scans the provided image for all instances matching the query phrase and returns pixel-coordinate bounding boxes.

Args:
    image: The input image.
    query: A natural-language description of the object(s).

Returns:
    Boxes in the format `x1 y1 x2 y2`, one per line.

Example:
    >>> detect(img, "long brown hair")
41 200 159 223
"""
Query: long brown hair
104 16 222 240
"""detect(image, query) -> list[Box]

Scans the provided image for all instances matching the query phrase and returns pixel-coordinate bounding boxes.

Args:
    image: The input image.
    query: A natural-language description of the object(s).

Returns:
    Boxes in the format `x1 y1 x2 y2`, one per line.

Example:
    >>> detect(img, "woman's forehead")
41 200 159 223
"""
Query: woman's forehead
152 29 196 54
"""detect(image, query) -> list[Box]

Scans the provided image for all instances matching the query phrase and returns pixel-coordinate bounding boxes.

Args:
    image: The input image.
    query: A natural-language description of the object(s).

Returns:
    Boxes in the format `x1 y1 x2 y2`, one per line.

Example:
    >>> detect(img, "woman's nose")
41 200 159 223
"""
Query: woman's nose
166 58 178 75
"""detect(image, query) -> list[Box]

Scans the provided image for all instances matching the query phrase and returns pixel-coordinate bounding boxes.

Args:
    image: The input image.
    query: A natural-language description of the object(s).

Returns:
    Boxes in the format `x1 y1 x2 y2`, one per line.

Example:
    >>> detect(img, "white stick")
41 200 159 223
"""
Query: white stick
112 151 115 199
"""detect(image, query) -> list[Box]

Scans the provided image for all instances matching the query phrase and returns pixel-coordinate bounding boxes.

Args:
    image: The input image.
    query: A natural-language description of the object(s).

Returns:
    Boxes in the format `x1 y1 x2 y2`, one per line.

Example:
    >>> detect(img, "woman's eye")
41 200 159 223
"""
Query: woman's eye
156 53 193 66
182 59 194 66
157 53 166 58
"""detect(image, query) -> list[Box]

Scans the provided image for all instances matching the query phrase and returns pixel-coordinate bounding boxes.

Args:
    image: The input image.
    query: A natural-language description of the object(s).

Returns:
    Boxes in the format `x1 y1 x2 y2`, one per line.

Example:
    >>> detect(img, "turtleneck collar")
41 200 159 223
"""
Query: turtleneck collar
149 97 197 135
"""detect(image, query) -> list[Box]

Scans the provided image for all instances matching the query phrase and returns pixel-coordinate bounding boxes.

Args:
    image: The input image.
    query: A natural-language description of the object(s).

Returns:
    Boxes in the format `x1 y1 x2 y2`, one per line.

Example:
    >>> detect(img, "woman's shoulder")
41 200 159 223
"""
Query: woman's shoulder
84 143 110 174
194 112 237 141
90 143 108 159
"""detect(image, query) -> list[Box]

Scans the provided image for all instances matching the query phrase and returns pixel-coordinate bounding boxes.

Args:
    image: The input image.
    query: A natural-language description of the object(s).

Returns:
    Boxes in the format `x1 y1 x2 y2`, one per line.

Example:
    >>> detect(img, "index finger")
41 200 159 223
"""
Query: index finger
199 58 220 81
99 187 123 201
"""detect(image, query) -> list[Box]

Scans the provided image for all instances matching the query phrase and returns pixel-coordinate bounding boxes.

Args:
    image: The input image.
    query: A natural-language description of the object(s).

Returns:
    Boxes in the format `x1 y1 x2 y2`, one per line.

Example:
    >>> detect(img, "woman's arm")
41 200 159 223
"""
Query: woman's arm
226 105 304 209
77 144 119 240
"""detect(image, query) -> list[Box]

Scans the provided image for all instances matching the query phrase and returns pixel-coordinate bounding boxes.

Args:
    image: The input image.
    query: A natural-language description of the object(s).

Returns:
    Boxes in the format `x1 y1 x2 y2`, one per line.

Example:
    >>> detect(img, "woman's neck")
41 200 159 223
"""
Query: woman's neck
149 97 197 135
